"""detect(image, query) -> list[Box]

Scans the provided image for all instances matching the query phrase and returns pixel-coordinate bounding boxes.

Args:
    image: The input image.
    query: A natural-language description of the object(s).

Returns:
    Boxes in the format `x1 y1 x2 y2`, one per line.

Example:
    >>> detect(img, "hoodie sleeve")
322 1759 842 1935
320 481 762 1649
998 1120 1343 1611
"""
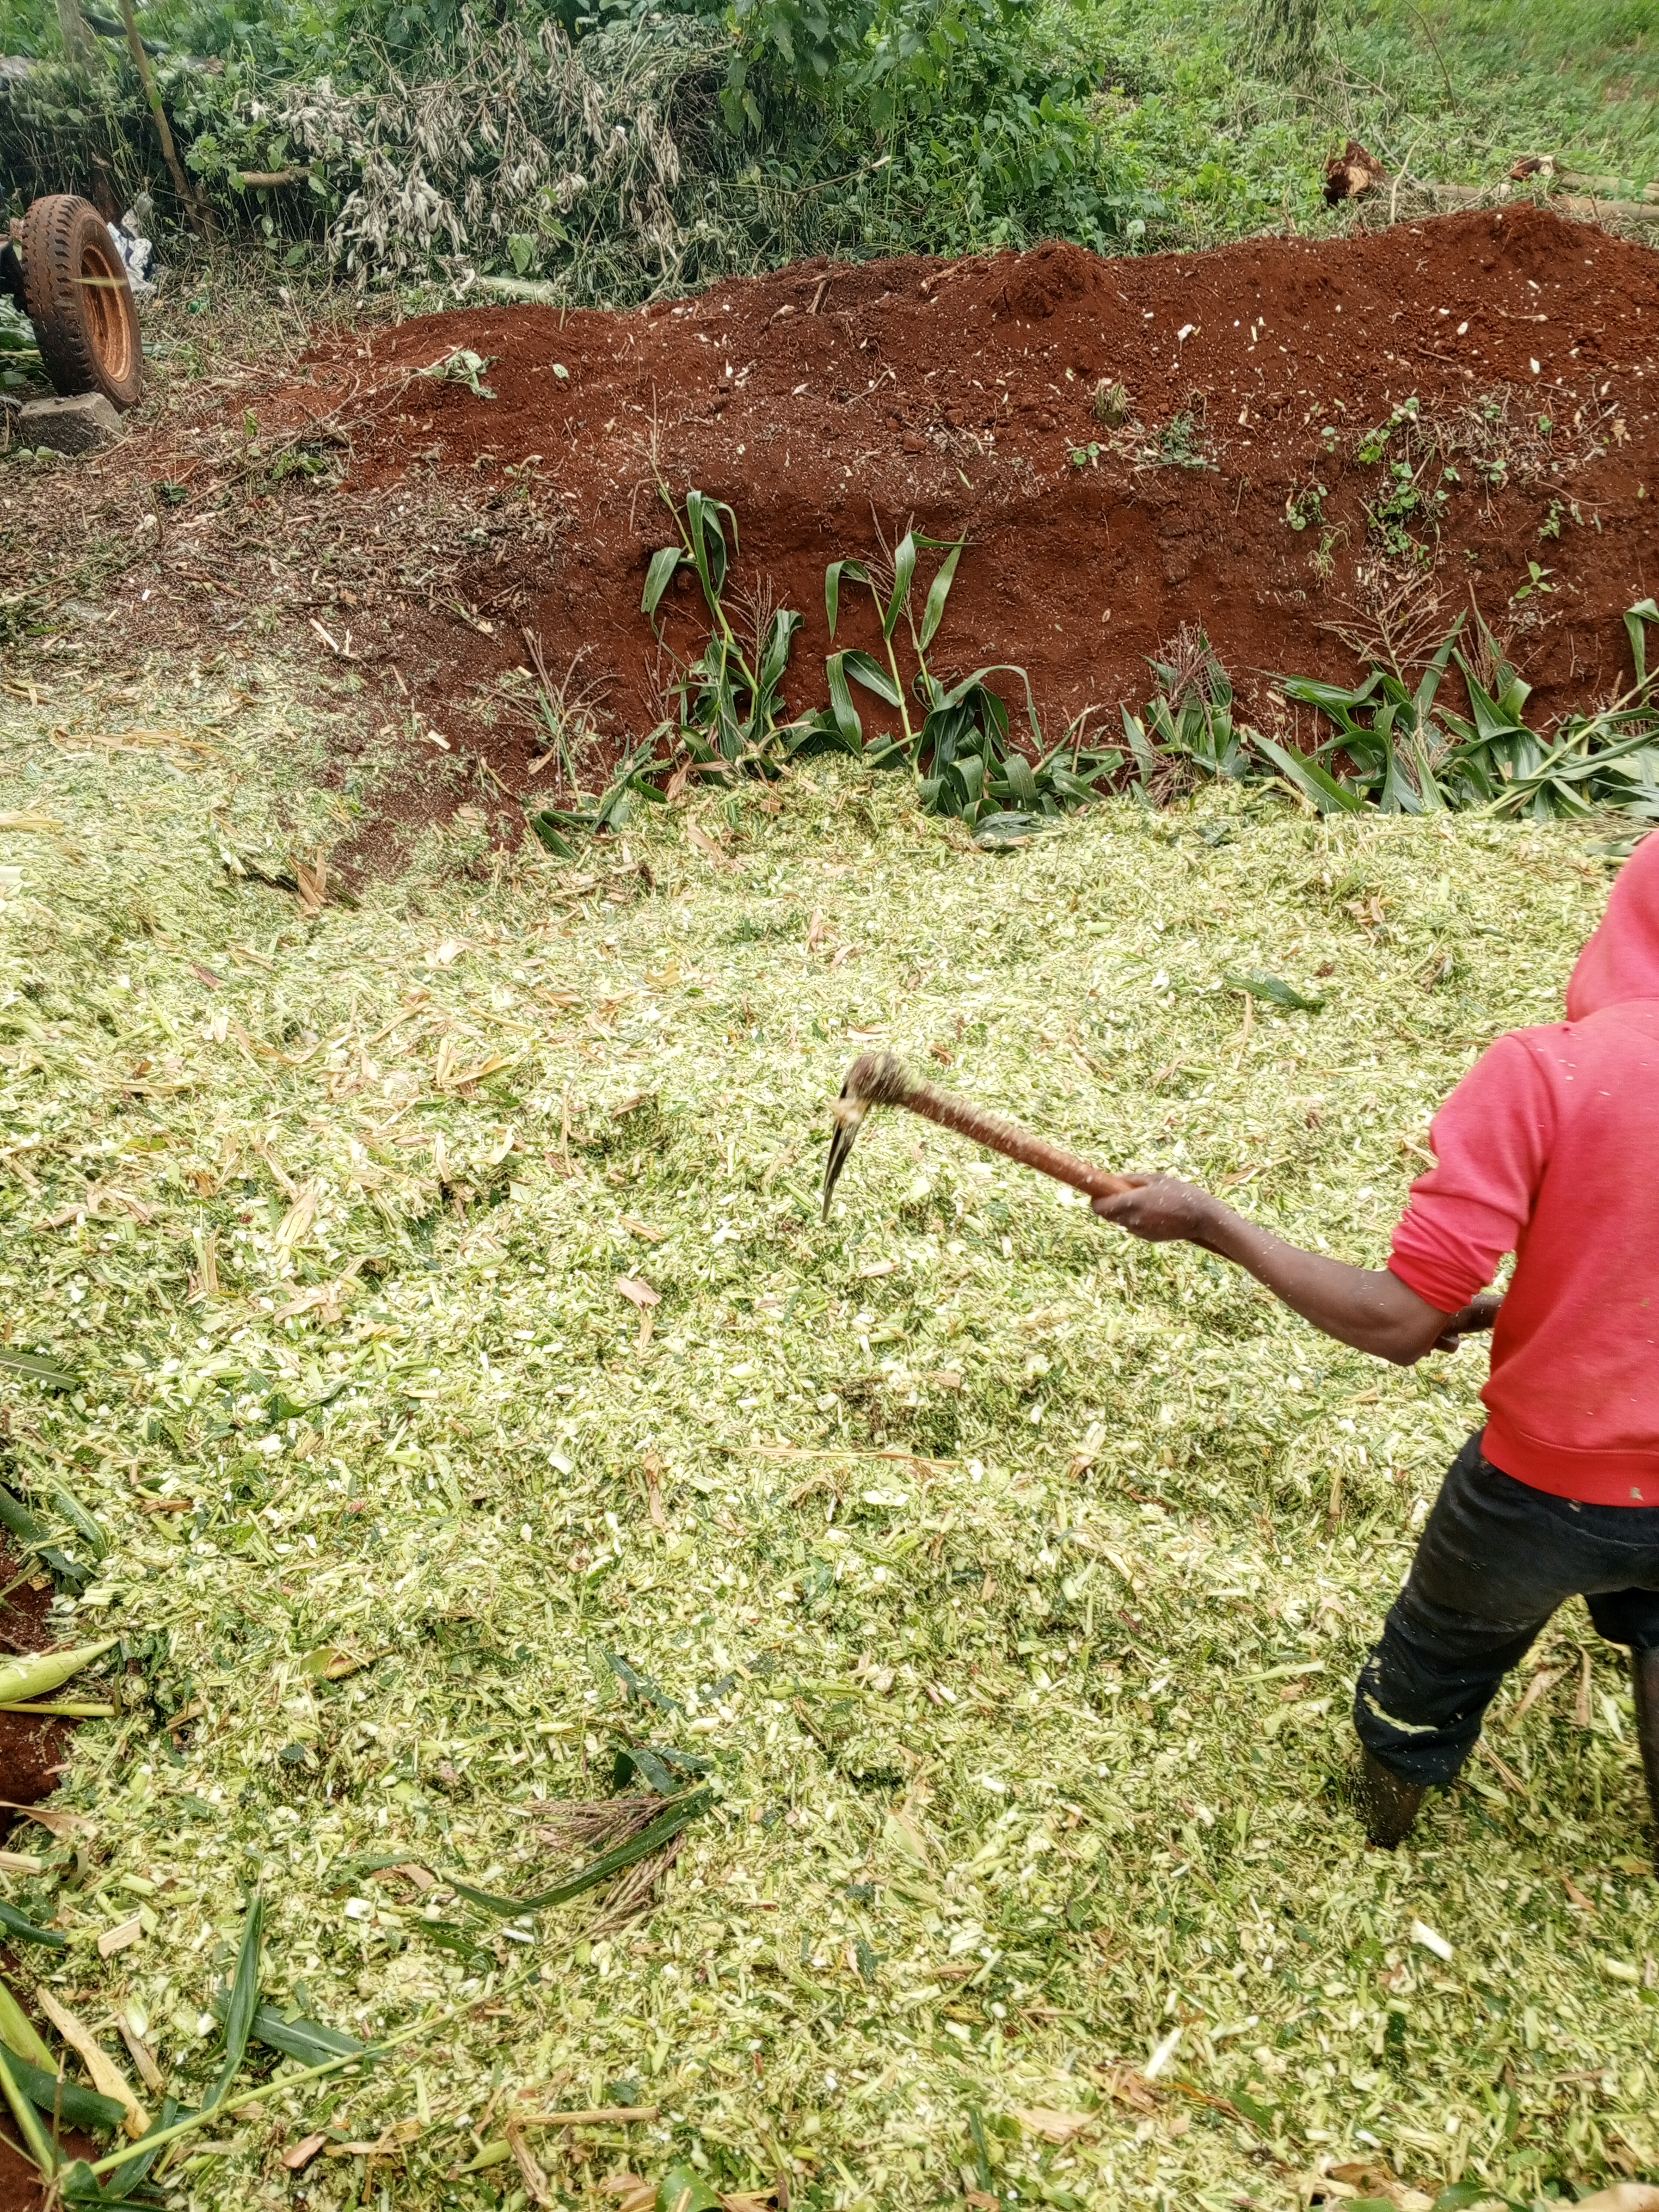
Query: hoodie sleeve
1387 1031 1560 1313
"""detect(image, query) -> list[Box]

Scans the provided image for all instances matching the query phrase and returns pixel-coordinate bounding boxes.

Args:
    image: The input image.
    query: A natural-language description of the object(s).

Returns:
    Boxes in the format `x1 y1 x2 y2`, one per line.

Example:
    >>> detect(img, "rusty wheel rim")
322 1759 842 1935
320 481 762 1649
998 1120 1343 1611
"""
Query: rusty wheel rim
77 236 134 390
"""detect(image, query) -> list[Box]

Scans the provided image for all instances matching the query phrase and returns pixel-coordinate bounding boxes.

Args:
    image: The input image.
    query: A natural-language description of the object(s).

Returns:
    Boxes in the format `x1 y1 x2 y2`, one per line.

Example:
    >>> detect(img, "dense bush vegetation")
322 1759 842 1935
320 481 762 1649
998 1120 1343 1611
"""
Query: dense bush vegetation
0 0 1654 298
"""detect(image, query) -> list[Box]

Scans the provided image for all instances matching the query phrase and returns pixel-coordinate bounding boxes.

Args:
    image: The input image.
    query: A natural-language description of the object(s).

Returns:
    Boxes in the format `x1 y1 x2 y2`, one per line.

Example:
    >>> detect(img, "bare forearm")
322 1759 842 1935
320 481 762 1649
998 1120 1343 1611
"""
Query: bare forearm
1188 1201 1439 1362
1092 1173 1497 1363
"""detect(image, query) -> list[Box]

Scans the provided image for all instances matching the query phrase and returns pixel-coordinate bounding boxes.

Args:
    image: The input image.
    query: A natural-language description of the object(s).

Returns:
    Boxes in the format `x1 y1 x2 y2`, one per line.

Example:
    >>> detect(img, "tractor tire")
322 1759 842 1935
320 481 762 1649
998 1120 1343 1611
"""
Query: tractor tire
20 195 142 413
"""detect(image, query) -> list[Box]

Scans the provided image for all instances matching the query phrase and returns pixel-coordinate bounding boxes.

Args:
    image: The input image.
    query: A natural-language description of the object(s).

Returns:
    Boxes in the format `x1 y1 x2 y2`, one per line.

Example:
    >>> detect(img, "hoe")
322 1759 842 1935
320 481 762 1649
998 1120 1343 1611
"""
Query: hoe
823 1050 1132 1218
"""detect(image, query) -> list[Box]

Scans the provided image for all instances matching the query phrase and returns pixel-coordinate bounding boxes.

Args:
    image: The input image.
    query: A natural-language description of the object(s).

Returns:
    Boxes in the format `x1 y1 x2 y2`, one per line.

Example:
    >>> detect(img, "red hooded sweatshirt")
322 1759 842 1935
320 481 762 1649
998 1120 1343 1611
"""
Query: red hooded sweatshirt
1388 832 1659 1506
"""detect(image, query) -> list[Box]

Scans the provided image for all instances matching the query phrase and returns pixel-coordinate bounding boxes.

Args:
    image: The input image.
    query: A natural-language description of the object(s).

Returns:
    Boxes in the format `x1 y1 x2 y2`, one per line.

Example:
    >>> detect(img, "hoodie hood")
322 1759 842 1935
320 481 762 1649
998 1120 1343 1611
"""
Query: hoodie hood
1566 832 1659 1019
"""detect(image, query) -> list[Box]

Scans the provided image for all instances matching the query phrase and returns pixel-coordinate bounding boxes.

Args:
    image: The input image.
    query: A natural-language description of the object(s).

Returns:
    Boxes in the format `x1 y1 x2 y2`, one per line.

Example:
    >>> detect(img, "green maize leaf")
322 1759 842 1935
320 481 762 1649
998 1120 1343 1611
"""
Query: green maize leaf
935 665 1036 746
443 1786 712 1916
0 1902 65 1951
0 1350 76 1390
641 546 682 619
0 2040 59 2175
49 1486 105 1558
1451 658 1533 748
1281 671 1387 714
60 2150 175 2210
0 1974 57 2071
604 1650 681 1711
419 1921 497 1970
0 1636 116 1709
757 608 801 698
1228 970 1324 1013
1625 598 1659 689
0 1490 48 1549
5 2052 127 2136
784 710 858 761
677 725 721 766
209 1992 365 2069
1375 735 1426 816
594 776 639 831
840 650 902 708
1001 752 1038 809
527 813 578 859
457 2139 514 2176
1047 761 1117 805
1120 708 1157 784
1249 729 1366 814
884 533 917 641
60 2159 136 2208
824 559 868 641
208 1893 263 2110
1145 694 1178 745
656 2164 722 2211
824 657 865 752
1410 618 1464 721
918 536 964 651
612 1743 710 1794
864 735 911 772
324 1853 410 1893
685 491 732 601
975 813 1042 849
1228 2082 1279 2131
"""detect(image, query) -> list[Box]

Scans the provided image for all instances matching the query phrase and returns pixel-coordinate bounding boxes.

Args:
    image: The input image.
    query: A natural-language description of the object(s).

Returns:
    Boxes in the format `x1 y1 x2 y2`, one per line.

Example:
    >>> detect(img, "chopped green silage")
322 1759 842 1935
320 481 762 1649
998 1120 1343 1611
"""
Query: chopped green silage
1 680 1656 2211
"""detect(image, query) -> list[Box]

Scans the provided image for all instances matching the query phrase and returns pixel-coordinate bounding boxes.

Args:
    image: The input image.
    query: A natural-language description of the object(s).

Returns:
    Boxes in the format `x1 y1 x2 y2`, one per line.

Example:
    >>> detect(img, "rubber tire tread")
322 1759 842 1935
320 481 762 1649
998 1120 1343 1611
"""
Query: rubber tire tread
20 194 142 411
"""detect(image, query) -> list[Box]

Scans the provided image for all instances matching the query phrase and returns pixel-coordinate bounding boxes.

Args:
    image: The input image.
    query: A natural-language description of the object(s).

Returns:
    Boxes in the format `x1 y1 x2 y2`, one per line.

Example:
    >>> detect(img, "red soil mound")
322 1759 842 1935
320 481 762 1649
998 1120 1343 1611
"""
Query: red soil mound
110 205 1659 816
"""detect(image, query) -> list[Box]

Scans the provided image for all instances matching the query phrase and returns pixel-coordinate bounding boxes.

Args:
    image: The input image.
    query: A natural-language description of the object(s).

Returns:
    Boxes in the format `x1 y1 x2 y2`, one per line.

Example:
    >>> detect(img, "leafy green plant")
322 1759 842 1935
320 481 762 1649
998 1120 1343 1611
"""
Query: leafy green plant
417 347 496 398
521 636 669 862
794 527 1119 837
1263 625 1467 814
1365 454 1450 559
1147 409 1213 470
1121 627 1245 796
1285 479 1325 531
642 484 803 773
1261 601 1659 821
526 744 668 860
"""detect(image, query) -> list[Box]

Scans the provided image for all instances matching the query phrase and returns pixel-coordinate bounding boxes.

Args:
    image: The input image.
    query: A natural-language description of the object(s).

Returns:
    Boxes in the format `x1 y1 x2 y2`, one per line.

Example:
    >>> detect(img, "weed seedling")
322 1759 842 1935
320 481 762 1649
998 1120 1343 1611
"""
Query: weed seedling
1091 378 1131 427
417 347 497 398
1285 480 1326 532
1149 410 1213 470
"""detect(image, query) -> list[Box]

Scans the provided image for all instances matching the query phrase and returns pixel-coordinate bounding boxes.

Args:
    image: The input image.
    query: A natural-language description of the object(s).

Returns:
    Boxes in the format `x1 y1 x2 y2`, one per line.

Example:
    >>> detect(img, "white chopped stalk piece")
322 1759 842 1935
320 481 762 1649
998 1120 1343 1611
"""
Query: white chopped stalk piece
1145 2026 1181 2079
1410 1918 1453 1962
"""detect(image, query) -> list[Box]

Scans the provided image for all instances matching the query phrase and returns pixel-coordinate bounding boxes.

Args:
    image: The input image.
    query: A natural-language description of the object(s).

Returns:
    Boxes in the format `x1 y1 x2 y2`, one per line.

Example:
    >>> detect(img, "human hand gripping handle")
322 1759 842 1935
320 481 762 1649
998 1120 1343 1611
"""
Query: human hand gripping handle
1092 1173 1501 1367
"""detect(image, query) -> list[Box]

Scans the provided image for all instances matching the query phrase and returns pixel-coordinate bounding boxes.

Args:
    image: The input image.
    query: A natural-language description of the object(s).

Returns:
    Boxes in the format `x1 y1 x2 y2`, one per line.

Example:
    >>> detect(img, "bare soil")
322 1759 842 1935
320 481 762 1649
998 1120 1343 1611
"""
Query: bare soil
7 204 1659 863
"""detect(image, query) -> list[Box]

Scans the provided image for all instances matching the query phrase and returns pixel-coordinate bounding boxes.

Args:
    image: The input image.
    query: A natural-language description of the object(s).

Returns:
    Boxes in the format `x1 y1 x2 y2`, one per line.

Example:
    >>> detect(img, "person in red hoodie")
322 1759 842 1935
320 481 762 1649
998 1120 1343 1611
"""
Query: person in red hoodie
1092 832 1659 1851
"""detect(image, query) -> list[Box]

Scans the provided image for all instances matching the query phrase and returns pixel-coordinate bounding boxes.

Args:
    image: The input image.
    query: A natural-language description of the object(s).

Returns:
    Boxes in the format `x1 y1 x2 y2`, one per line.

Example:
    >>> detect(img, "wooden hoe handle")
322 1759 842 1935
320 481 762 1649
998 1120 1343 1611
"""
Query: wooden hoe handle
823 1050 1133 1216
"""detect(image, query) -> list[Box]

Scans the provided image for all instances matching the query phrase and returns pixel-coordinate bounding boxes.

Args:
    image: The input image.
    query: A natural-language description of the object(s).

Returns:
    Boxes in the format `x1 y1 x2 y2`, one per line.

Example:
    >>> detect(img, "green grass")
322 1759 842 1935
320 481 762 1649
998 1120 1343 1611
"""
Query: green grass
1065 0 1659 246
0 673 1655 2208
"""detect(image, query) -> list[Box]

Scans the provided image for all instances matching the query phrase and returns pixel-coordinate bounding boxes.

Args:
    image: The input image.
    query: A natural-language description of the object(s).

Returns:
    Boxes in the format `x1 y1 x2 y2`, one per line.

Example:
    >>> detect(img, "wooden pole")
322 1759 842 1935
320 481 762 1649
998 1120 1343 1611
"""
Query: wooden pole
54 0 99 70
113 0 213 237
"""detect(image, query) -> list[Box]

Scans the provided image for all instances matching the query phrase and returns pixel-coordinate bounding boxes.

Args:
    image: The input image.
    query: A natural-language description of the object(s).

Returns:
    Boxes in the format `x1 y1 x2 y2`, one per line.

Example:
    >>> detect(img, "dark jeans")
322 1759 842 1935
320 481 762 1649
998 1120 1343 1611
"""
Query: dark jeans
1354 1431 1659 1786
